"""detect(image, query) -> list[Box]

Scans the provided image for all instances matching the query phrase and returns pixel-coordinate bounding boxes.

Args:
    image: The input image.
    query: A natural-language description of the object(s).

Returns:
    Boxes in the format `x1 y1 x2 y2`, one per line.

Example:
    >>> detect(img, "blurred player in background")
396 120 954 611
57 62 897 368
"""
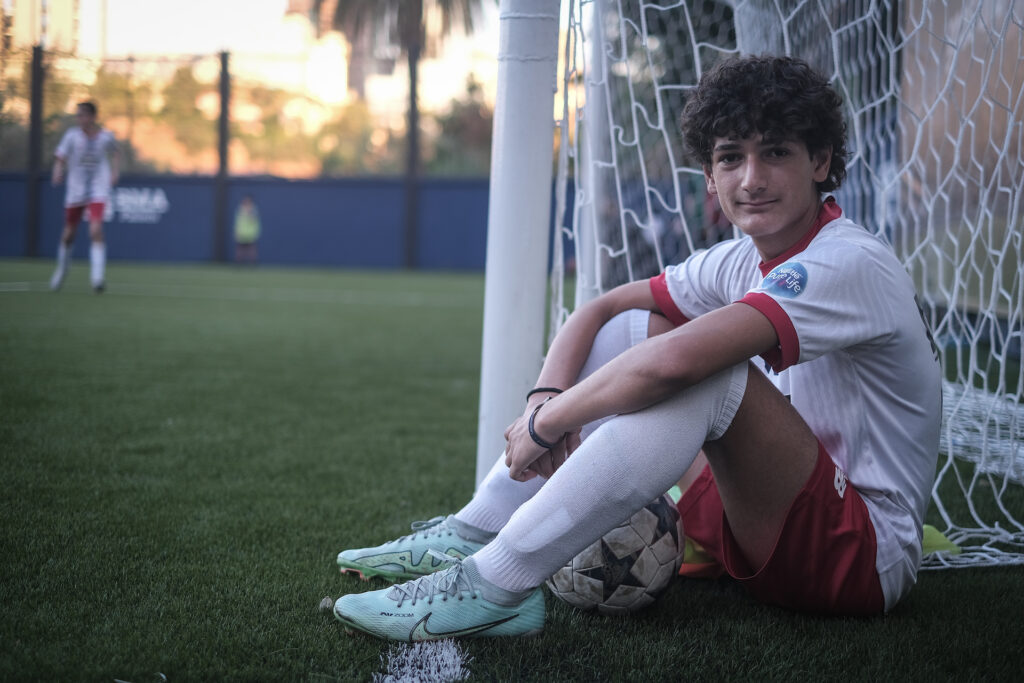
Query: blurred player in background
50 100 121 293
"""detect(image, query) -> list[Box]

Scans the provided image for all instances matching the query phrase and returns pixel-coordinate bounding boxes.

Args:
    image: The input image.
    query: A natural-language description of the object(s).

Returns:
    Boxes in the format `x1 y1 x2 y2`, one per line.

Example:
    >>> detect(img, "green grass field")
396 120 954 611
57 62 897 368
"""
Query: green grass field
2 259 1022 682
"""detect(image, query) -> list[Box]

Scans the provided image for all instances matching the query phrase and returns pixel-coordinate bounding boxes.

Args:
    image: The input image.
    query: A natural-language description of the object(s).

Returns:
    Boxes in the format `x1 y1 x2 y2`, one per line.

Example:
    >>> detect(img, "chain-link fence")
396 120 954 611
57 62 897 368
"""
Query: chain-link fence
0 46 492 178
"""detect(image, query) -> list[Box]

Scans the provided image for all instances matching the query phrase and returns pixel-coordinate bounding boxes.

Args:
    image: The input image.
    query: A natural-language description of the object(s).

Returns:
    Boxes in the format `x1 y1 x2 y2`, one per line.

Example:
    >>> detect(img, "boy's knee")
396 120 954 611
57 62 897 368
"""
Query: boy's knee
596 308 651 348
578 310 652 385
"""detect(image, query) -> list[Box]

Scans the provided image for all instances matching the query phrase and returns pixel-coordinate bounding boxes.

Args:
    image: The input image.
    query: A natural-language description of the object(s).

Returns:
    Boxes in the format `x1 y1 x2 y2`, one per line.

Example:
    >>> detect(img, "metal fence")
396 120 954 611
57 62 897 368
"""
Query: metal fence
0 46 491 178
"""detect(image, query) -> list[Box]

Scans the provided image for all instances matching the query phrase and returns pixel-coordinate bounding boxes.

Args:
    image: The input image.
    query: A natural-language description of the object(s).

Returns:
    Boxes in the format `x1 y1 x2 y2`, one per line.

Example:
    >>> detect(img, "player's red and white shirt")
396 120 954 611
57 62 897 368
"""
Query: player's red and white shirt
650 198 942 608
55 126 118 206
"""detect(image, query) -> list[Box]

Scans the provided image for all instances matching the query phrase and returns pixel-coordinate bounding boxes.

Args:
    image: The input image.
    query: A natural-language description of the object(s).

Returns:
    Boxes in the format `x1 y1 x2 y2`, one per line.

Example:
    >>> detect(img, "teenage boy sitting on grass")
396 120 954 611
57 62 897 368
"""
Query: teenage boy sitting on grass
331 54 942 640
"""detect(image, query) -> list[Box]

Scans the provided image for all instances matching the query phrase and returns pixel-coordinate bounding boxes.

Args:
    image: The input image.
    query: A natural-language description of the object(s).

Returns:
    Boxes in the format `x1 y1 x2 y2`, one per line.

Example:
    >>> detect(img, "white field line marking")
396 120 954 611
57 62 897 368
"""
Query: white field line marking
0 280 480 309
374 640 472 683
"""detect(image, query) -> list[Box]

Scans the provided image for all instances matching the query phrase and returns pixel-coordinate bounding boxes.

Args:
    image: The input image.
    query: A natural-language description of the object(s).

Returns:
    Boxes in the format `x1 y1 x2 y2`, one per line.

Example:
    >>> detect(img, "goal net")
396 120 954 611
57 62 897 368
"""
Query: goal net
551 0 1023 567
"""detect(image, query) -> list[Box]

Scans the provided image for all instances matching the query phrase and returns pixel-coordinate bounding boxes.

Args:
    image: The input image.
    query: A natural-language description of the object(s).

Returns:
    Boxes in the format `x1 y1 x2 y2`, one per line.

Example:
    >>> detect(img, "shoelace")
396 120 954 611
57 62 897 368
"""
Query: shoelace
402 516 453 540
387 552 477 607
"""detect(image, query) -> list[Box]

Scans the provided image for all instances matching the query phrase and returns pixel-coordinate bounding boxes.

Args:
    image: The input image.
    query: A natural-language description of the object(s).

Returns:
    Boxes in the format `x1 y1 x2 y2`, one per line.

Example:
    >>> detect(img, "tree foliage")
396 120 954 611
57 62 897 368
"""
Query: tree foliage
426 76 492 176
0 36 494 177
159 65 216 154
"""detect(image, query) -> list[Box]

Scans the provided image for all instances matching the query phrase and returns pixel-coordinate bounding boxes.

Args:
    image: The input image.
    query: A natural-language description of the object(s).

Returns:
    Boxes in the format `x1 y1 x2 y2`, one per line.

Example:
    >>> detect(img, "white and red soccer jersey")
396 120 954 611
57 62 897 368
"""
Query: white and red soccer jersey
650 198 942 607
55 126 118 207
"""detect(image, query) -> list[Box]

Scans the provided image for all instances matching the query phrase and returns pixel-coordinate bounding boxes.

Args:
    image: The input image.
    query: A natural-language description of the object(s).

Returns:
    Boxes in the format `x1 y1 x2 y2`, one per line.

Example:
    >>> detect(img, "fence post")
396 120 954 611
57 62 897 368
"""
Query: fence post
402 3 423 271
24 44 44 258
213 50 230 262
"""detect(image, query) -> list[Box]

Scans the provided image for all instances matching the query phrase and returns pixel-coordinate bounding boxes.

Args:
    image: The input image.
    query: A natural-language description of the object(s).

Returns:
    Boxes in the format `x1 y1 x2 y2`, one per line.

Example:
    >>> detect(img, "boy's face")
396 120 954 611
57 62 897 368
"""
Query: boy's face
704 134 831 260
75 106 96 130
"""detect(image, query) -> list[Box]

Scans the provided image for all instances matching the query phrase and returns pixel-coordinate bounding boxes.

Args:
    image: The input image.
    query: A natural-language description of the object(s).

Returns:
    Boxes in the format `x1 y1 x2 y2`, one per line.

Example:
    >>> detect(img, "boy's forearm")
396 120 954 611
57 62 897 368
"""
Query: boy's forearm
528 279 657 409
534 302 779 438
535 334 683 435
529 307 608 405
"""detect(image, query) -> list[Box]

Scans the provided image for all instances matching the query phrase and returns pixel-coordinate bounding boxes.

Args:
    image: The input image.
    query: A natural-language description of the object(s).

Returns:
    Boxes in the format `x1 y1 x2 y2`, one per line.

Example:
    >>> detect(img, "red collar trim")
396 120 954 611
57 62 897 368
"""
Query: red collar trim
758 197 842 277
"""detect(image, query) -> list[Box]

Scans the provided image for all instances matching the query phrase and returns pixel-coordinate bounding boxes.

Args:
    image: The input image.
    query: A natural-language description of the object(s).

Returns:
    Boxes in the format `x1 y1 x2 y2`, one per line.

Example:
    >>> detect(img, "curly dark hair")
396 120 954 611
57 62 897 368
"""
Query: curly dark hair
681 55 848 192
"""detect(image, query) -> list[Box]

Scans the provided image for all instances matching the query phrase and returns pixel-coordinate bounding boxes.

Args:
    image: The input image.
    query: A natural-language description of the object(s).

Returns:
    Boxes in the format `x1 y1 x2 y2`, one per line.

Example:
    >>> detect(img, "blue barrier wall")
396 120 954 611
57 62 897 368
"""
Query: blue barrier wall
0 174 28 257
0 174 492 270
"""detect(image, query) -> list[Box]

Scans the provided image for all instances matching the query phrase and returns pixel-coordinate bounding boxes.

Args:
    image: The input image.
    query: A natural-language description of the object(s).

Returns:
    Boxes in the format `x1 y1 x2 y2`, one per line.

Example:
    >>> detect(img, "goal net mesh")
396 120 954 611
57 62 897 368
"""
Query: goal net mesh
552 0 1023 567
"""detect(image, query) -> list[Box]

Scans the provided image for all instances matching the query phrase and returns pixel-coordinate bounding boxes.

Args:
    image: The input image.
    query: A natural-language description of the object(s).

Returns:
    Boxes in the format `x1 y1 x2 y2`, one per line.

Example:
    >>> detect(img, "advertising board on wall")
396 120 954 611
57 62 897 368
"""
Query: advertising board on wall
107 187 171 224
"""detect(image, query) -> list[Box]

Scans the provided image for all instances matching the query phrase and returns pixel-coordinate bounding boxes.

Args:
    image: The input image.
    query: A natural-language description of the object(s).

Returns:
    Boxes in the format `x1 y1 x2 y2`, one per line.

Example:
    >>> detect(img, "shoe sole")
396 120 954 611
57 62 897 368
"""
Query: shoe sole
333 608 544 641
333 611 380 639
337 560 422 583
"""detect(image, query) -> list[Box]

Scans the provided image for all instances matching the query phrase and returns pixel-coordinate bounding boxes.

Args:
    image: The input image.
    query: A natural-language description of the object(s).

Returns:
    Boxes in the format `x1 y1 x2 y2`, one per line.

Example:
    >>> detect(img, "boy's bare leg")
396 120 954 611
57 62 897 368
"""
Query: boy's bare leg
583 309 817 570
701 364 819 569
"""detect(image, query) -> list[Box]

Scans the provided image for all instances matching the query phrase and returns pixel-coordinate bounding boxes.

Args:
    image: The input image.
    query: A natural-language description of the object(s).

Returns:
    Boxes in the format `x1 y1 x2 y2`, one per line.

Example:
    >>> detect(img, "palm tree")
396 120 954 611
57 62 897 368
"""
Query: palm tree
313 0 491 268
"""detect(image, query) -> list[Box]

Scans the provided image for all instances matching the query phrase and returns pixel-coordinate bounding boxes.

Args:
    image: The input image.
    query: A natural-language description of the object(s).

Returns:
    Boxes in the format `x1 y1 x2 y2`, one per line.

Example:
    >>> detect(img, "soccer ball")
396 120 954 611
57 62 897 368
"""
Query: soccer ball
545 493 684 615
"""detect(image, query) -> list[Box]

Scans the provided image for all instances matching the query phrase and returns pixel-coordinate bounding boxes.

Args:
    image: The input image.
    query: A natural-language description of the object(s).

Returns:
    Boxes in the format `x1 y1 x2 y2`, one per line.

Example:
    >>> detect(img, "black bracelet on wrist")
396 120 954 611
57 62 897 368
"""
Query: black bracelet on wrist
527 386 563 399
528 397 559 450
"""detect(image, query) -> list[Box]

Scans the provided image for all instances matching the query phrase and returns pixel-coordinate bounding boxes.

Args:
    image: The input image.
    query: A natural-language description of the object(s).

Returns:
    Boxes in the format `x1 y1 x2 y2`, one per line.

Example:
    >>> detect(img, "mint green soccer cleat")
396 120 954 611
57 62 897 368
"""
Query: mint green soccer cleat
337 515 490 582
333 557 545 641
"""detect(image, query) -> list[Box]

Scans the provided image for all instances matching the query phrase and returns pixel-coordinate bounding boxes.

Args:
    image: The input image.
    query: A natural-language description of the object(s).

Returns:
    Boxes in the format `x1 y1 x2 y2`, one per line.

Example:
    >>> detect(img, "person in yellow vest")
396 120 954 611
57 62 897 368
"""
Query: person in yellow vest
234 195 261 264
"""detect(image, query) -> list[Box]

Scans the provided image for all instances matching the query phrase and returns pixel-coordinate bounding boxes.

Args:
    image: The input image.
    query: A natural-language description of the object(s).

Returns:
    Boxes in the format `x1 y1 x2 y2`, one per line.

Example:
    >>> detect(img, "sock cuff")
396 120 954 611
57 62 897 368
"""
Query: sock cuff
463 556 536 604
627 307 650 346
468 536 541 593
707 362 747 440
455 497 518 535
447 515 497 544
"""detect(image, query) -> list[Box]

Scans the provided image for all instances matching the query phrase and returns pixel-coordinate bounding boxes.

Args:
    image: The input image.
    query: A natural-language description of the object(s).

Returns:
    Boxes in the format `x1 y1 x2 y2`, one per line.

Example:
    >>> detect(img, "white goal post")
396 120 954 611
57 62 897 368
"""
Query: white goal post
479 0 1023 568
476 0 561 485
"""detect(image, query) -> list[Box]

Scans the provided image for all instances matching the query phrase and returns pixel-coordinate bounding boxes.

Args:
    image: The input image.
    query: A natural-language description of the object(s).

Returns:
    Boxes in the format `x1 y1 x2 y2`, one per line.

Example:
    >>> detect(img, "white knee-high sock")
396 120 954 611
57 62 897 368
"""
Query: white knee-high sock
455 454 546 533
455 309 652 533
56 242 70 269
90 242 106 286
473 361 748 591
50 243 71 290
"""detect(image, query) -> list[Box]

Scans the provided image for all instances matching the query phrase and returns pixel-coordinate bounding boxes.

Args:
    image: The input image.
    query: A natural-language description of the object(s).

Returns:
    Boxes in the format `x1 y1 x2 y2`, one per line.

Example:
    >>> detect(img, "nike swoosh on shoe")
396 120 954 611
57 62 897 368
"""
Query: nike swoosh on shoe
409 612 518 641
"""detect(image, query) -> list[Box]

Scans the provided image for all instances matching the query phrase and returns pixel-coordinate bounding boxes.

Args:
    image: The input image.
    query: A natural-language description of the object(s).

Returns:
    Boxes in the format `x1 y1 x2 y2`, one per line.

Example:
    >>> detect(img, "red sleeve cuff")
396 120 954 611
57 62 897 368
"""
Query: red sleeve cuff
649 273 690 326
738 292 800 371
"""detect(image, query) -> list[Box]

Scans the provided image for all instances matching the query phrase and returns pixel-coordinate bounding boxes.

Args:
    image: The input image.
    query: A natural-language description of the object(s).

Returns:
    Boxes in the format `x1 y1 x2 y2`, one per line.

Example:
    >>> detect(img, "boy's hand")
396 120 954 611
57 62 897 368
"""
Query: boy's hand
504 416 580 481
527 428 581 479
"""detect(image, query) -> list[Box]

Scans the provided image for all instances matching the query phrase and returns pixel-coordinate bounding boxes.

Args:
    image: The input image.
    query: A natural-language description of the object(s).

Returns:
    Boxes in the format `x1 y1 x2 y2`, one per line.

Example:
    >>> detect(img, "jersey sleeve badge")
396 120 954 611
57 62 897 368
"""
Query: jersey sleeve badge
761 262 808 299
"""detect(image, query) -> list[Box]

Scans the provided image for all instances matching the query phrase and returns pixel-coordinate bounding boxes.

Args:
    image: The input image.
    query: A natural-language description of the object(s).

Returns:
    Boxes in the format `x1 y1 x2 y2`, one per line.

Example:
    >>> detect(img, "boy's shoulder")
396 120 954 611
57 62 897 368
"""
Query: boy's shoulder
809 215 899 264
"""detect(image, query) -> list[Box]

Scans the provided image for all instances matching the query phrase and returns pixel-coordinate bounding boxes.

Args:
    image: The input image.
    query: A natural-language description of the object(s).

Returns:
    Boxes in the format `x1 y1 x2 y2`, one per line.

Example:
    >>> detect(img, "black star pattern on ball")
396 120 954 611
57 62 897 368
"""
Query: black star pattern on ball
647 499 681 546
575 498 681 601
577 542 645 600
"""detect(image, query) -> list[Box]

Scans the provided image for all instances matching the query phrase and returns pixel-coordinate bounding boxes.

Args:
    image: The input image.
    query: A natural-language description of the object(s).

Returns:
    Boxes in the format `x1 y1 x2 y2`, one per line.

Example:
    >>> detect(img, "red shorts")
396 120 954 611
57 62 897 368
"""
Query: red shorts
677 443 885 616
66 202 105 225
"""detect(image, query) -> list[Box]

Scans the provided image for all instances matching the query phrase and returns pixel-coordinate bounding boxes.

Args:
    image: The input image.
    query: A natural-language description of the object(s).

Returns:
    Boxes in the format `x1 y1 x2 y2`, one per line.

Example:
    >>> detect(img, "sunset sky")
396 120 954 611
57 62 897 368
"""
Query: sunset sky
75 0 499 58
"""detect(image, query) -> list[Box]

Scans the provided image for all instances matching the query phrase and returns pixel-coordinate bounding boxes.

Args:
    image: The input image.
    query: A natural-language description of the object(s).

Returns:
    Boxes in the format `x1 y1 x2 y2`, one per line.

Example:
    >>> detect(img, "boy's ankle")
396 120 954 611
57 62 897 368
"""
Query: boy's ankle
449 516 498 545
462 557 537 606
